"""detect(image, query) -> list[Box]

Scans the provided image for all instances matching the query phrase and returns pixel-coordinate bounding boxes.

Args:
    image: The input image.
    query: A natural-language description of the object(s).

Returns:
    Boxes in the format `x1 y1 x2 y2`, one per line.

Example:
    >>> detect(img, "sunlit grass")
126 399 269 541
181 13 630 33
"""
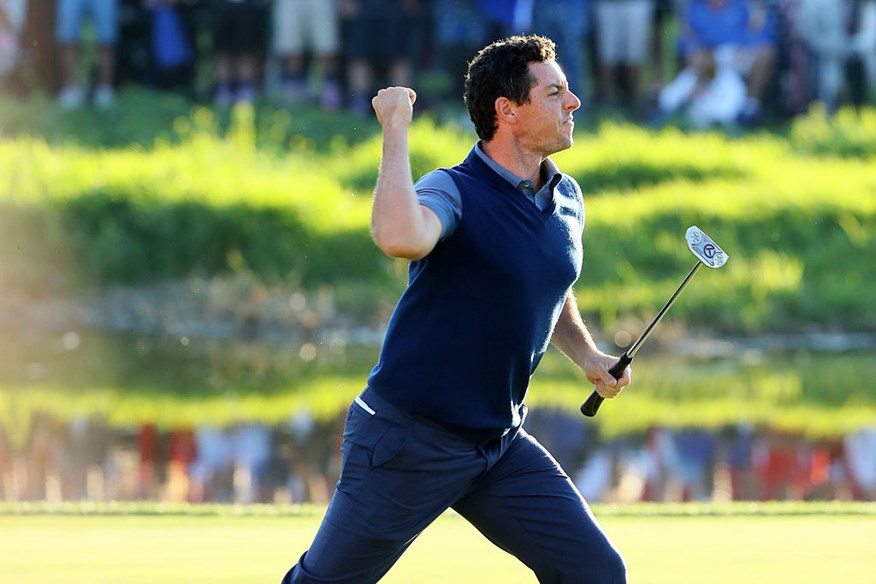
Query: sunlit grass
1 100 875 438
0 502 873 584
1 100 874 329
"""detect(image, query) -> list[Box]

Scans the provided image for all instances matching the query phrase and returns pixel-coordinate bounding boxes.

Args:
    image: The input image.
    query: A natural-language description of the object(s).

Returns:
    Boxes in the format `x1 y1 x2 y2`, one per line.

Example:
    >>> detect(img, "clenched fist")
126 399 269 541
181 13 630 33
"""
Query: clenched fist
372 87 417 129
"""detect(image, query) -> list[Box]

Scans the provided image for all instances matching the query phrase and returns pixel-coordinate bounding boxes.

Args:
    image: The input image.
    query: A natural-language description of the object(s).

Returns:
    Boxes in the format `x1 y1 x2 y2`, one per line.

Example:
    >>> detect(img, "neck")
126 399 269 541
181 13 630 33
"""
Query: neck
481 139 546 189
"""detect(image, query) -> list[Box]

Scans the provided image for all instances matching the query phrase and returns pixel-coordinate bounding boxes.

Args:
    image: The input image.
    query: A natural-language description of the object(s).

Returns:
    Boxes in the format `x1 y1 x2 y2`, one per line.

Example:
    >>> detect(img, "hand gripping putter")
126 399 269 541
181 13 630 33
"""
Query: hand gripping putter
580 226 730 417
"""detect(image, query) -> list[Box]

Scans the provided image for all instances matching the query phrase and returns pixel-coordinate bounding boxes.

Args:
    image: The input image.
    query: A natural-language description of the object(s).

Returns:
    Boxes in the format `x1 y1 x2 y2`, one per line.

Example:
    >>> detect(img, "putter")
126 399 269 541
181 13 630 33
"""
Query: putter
579 226 730 417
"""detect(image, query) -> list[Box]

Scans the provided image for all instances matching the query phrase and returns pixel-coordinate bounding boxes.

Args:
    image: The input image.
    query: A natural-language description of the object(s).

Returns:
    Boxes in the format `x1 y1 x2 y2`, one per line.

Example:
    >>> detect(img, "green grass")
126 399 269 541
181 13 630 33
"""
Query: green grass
2 92 875 334
2 91 876 437
1 502 874 583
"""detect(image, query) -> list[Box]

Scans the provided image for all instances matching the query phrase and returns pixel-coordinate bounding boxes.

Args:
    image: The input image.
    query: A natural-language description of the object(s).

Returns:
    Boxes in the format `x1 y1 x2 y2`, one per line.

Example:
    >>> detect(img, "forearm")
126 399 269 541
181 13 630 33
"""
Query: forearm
370 116 440 259
550 290 602 368
551 289 630 398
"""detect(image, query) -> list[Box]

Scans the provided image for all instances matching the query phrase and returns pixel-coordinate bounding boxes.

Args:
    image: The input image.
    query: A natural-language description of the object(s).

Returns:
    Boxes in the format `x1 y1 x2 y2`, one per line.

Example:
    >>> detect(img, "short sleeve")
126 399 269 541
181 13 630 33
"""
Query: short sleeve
415 169 463 241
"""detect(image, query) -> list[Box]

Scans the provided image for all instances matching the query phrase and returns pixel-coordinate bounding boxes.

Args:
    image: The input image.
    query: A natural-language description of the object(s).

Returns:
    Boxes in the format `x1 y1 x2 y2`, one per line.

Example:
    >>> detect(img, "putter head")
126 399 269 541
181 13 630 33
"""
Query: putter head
686 226 729 268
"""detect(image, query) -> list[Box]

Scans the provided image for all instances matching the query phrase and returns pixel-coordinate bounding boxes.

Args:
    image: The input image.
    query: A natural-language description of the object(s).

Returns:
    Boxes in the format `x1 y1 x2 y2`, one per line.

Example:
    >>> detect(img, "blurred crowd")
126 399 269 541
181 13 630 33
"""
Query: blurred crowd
0 0 874 127
3 410 876 505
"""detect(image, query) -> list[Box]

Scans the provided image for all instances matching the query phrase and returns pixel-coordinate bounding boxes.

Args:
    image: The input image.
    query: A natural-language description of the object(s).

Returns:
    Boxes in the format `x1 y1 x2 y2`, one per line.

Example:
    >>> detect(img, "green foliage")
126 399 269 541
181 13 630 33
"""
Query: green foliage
790 103 876 158
1 92 874 334
1 333 873 439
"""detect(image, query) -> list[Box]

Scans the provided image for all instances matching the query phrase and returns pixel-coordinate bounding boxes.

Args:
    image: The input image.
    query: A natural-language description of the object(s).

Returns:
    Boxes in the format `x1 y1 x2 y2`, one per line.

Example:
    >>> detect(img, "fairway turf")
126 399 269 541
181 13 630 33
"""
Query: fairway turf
1 503 874 583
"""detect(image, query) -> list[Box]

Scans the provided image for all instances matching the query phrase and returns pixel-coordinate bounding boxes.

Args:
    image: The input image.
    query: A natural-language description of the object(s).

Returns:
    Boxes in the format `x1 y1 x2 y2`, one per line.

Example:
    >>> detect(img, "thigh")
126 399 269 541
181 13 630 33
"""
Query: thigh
284 399 487 583
454 430 626 584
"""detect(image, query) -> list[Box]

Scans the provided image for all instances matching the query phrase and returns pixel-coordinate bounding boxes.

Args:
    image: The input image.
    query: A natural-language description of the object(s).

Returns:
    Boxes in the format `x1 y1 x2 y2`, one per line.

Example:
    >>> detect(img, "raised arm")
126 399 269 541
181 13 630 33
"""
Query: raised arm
370 87 443 260
551 289 631 399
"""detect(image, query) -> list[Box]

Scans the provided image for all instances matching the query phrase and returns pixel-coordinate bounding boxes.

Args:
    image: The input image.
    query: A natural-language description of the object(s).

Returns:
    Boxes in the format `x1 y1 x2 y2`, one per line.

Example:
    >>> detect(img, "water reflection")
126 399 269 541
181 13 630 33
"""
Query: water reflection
1 331 875 504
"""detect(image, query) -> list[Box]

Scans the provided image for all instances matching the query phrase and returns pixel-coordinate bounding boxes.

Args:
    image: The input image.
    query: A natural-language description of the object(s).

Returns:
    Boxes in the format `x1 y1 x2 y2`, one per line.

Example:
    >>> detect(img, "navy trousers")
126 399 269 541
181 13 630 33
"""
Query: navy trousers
282 388 626 583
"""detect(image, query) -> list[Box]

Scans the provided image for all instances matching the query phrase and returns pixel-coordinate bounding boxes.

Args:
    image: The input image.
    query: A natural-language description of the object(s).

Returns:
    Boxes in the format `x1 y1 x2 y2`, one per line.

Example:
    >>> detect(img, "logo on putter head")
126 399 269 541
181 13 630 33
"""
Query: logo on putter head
686 225 728 268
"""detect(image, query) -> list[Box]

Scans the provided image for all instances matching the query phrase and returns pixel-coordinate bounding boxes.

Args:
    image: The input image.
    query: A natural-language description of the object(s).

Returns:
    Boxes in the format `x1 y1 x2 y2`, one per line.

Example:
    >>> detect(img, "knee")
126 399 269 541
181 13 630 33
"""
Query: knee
552 542 627 584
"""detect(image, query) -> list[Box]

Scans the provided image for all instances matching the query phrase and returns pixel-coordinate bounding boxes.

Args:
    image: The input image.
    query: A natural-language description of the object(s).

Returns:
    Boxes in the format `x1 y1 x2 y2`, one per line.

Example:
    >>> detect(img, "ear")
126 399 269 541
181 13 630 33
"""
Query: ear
495 97 518 125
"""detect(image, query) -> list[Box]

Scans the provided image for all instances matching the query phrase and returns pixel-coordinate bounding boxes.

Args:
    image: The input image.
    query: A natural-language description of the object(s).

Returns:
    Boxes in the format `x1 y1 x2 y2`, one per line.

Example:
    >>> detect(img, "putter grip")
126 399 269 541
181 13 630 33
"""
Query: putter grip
579 353 632 417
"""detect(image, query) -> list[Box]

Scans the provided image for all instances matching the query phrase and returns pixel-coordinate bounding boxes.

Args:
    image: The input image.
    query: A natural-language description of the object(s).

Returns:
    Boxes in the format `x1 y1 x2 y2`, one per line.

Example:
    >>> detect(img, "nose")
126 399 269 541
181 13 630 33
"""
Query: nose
566 90 582 112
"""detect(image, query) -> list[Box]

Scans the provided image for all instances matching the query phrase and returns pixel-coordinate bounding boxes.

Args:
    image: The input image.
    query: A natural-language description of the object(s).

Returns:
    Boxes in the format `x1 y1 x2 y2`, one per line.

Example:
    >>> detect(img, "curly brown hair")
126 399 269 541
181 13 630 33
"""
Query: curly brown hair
463 35 557 141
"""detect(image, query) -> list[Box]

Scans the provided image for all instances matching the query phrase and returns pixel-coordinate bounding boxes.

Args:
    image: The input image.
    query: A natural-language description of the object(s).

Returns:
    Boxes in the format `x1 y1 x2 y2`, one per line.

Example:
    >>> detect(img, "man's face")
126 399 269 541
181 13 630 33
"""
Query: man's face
514 60 581 156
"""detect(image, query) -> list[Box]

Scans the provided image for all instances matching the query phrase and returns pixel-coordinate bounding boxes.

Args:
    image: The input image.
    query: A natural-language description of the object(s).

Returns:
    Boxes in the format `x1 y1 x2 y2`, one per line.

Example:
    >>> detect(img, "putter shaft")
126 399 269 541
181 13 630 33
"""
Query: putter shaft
580 226 730 418
626 262 701 360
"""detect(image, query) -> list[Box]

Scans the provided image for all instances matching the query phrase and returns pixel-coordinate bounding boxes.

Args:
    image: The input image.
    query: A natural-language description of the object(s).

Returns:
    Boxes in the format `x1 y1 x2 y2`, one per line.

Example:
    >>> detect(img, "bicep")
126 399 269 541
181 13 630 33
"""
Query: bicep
418 204 444 255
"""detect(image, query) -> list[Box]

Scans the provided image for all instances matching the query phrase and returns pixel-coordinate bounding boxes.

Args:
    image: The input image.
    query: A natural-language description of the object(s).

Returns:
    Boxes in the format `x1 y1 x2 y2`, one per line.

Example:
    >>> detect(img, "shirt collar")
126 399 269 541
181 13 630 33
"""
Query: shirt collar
474 141 563 193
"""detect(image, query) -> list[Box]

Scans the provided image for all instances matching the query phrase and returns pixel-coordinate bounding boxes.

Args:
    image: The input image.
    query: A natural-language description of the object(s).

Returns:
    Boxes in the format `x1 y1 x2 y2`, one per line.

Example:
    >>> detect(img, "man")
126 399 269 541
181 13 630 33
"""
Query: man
653 0 777 127
282 35 630 584
272 0 342 110
341 0 420 116
55 0 119 109
592 0 656 112
797 0 876 112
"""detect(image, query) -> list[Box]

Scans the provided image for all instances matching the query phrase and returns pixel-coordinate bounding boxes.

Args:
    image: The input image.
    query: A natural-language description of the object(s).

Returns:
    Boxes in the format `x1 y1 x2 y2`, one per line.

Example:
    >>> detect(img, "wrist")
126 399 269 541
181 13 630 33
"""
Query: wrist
383 119 412 133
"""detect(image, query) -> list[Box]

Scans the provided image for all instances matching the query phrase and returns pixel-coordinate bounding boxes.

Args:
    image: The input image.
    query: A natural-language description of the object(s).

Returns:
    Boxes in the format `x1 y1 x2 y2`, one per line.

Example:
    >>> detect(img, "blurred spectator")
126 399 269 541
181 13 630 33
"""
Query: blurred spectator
655 427 717 501
654 0 777 127
844 426 876 500
615 433 663 502
432 0 491 107
0 422 10 500
117 0 199 94
573 443 616 502
14 0 60 95
648 0 678 98
723 423 758 500
523 407 590 472
752 429 808 500
272 0 342 110
526 0 592 98
231 423 271 503
208 0 270 105
147 0 198 92
771 0 811 115
55 0 120 109
477 0 529 37
189 425 233 502
166 428 197 502
115 1 152 88
341 0 420 116
796 0 876 113
0 0 24 81
592 0 656 113
136 423 160 499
